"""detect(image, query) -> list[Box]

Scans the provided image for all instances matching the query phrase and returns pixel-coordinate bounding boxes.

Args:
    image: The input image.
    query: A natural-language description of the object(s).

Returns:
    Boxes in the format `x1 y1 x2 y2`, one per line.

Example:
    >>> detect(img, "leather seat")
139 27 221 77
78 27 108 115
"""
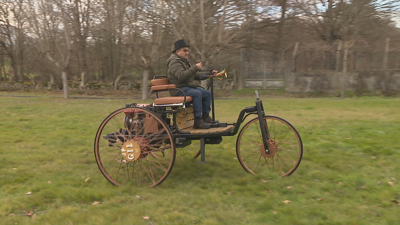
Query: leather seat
151 77 192 106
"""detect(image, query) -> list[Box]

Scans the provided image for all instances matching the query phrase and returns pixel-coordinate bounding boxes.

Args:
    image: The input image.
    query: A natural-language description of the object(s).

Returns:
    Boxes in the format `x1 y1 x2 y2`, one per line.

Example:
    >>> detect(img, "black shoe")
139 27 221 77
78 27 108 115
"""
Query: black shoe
202 114 219 124
193 117 210 129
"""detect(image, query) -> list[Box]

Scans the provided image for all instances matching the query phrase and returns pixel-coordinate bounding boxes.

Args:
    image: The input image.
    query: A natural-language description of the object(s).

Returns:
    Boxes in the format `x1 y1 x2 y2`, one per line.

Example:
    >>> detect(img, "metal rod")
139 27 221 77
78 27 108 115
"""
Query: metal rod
198 138 207 164
256 99 269 154
210 78 215 121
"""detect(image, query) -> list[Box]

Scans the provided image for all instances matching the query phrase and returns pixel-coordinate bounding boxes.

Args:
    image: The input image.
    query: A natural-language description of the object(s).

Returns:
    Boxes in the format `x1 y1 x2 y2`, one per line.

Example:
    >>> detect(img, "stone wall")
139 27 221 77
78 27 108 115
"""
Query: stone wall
285 71 400 93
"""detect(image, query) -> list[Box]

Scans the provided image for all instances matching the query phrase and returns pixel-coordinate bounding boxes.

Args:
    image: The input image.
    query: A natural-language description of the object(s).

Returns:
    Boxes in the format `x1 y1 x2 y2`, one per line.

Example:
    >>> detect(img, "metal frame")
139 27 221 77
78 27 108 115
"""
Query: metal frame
146 75 269 164
126 74 269 164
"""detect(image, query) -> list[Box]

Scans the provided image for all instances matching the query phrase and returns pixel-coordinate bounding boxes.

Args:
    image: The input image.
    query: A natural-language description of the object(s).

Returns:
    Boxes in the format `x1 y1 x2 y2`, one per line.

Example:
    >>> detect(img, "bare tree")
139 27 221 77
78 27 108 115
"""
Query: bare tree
164 0 251 67
1 0 399 95
270 0 289 62
69 0 91 90
92 0 129 90
335 0 399 98
0 0 26 82
126 0 171 99
26 0 72 98
162 0 261 90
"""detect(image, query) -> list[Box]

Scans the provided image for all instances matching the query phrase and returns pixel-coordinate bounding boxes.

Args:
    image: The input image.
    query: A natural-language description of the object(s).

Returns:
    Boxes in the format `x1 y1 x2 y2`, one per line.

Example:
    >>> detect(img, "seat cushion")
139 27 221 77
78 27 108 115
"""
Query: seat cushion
154 96 193 105
151 84 176 91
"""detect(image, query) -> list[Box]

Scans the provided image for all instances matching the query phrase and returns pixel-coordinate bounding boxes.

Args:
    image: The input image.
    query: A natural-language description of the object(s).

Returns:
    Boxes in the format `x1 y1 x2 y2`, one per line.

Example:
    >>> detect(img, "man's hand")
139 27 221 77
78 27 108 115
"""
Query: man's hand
209 70 218 78
196 62 202 70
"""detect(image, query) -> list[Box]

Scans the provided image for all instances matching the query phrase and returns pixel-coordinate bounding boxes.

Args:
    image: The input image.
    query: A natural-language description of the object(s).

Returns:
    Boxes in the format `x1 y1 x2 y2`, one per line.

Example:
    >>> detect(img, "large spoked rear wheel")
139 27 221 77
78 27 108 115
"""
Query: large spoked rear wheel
236 116 303 176
94 107 175 187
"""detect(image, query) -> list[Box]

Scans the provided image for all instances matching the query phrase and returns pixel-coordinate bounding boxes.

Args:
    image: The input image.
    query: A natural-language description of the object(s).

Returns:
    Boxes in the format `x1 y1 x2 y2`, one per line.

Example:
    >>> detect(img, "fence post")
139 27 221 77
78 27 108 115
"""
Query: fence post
382 38 391 94
292 42 298 72
336 40 343 71
262 50 266 89
239 48 245 90
340 41 349 99
383 38 390 70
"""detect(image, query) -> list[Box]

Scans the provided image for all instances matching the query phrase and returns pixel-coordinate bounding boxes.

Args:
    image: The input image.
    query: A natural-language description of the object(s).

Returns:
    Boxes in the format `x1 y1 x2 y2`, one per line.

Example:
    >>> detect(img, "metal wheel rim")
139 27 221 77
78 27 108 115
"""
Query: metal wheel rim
94 107 175 187
236 116 303 176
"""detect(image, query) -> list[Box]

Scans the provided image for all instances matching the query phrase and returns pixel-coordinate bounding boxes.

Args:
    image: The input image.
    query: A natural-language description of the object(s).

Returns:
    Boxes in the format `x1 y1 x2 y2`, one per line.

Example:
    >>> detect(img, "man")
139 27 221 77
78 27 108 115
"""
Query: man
166 39 216 129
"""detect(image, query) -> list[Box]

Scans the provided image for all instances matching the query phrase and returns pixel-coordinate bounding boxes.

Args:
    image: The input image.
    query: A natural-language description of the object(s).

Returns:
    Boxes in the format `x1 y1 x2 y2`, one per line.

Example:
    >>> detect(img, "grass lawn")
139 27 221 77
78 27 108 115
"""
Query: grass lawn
1 92 400 224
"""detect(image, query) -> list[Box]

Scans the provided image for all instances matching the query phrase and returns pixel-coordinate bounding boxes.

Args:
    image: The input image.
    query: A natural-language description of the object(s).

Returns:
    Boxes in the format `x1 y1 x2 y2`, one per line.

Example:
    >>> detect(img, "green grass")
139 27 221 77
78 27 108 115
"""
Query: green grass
1 93 400 224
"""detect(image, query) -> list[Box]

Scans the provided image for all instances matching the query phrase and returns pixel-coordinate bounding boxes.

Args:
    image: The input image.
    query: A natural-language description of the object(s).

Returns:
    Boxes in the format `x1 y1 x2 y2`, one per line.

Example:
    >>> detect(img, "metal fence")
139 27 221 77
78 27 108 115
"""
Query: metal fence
240 49 289 89
239 42 400 89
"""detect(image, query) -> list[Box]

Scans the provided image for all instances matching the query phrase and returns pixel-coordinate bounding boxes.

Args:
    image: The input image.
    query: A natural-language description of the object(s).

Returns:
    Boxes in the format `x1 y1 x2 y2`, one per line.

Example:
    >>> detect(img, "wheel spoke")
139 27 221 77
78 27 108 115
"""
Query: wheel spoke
176 139 201 159
236 116 303 176
276 147 298 164
94 107 176 187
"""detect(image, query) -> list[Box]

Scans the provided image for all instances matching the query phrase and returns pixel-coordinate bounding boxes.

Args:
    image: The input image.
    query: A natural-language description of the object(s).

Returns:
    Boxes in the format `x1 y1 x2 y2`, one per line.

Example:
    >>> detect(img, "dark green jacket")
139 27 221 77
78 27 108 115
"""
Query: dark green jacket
166 53 206 96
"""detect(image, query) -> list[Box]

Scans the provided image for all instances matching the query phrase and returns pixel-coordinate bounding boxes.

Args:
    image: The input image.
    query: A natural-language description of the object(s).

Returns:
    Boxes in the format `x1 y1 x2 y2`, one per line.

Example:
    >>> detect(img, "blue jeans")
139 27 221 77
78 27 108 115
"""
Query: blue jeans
176 87 211 118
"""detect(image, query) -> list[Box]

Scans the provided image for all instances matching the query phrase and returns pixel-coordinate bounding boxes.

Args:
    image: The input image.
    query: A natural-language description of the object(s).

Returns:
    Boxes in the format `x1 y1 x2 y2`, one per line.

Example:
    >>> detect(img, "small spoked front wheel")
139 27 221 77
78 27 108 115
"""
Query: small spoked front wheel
94 107 176 187
236 116 303 176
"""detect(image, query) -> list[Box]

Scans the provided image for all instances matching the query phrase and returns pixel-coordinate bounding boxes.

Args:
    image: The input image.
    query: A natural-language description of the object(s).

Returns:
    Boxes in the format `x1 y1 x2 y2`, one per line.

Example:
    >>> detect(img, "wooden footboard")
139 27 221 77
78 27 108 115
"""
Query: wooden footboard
176 107 234 134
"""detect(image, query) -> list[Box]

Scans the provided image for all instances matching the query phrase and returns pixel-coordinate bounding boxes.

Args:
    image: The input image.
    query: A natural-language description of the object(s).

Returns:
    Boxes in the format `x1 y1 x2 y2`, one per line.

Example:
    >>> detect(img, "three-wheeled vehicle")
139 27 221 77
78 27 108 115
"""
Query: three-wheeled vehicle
94 70 303 187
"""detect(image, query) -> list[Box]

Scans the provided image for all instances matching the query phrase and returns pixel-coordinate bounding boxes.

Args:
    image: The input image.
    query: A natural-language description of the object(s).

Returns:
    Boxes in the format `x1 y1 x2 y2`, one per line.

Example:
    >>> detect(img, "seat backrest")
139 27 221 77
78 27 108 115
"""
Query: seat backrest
151 78 169 86
150 77 193 105
151 78 176 91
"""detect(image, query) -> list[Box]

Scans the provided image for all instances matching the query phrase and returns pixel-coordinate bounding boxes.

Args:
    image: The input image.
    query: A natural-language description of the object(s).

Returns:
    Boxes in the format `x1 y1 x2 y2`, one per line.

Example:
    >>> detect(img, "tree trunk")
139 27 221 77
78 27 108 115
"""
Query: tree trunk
114 74 123 90
0 48 4 81
48 74 55 90
17 28 25 82
10 54 20 82
238 48 245 90
381 38 390 94
79 72 86 90
340 43 349 99
272 0 287 63
62 70 69 99
292 42 299 72
336 41 343 71
383 38 390 70
142 69 150 100
325 0 333 45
